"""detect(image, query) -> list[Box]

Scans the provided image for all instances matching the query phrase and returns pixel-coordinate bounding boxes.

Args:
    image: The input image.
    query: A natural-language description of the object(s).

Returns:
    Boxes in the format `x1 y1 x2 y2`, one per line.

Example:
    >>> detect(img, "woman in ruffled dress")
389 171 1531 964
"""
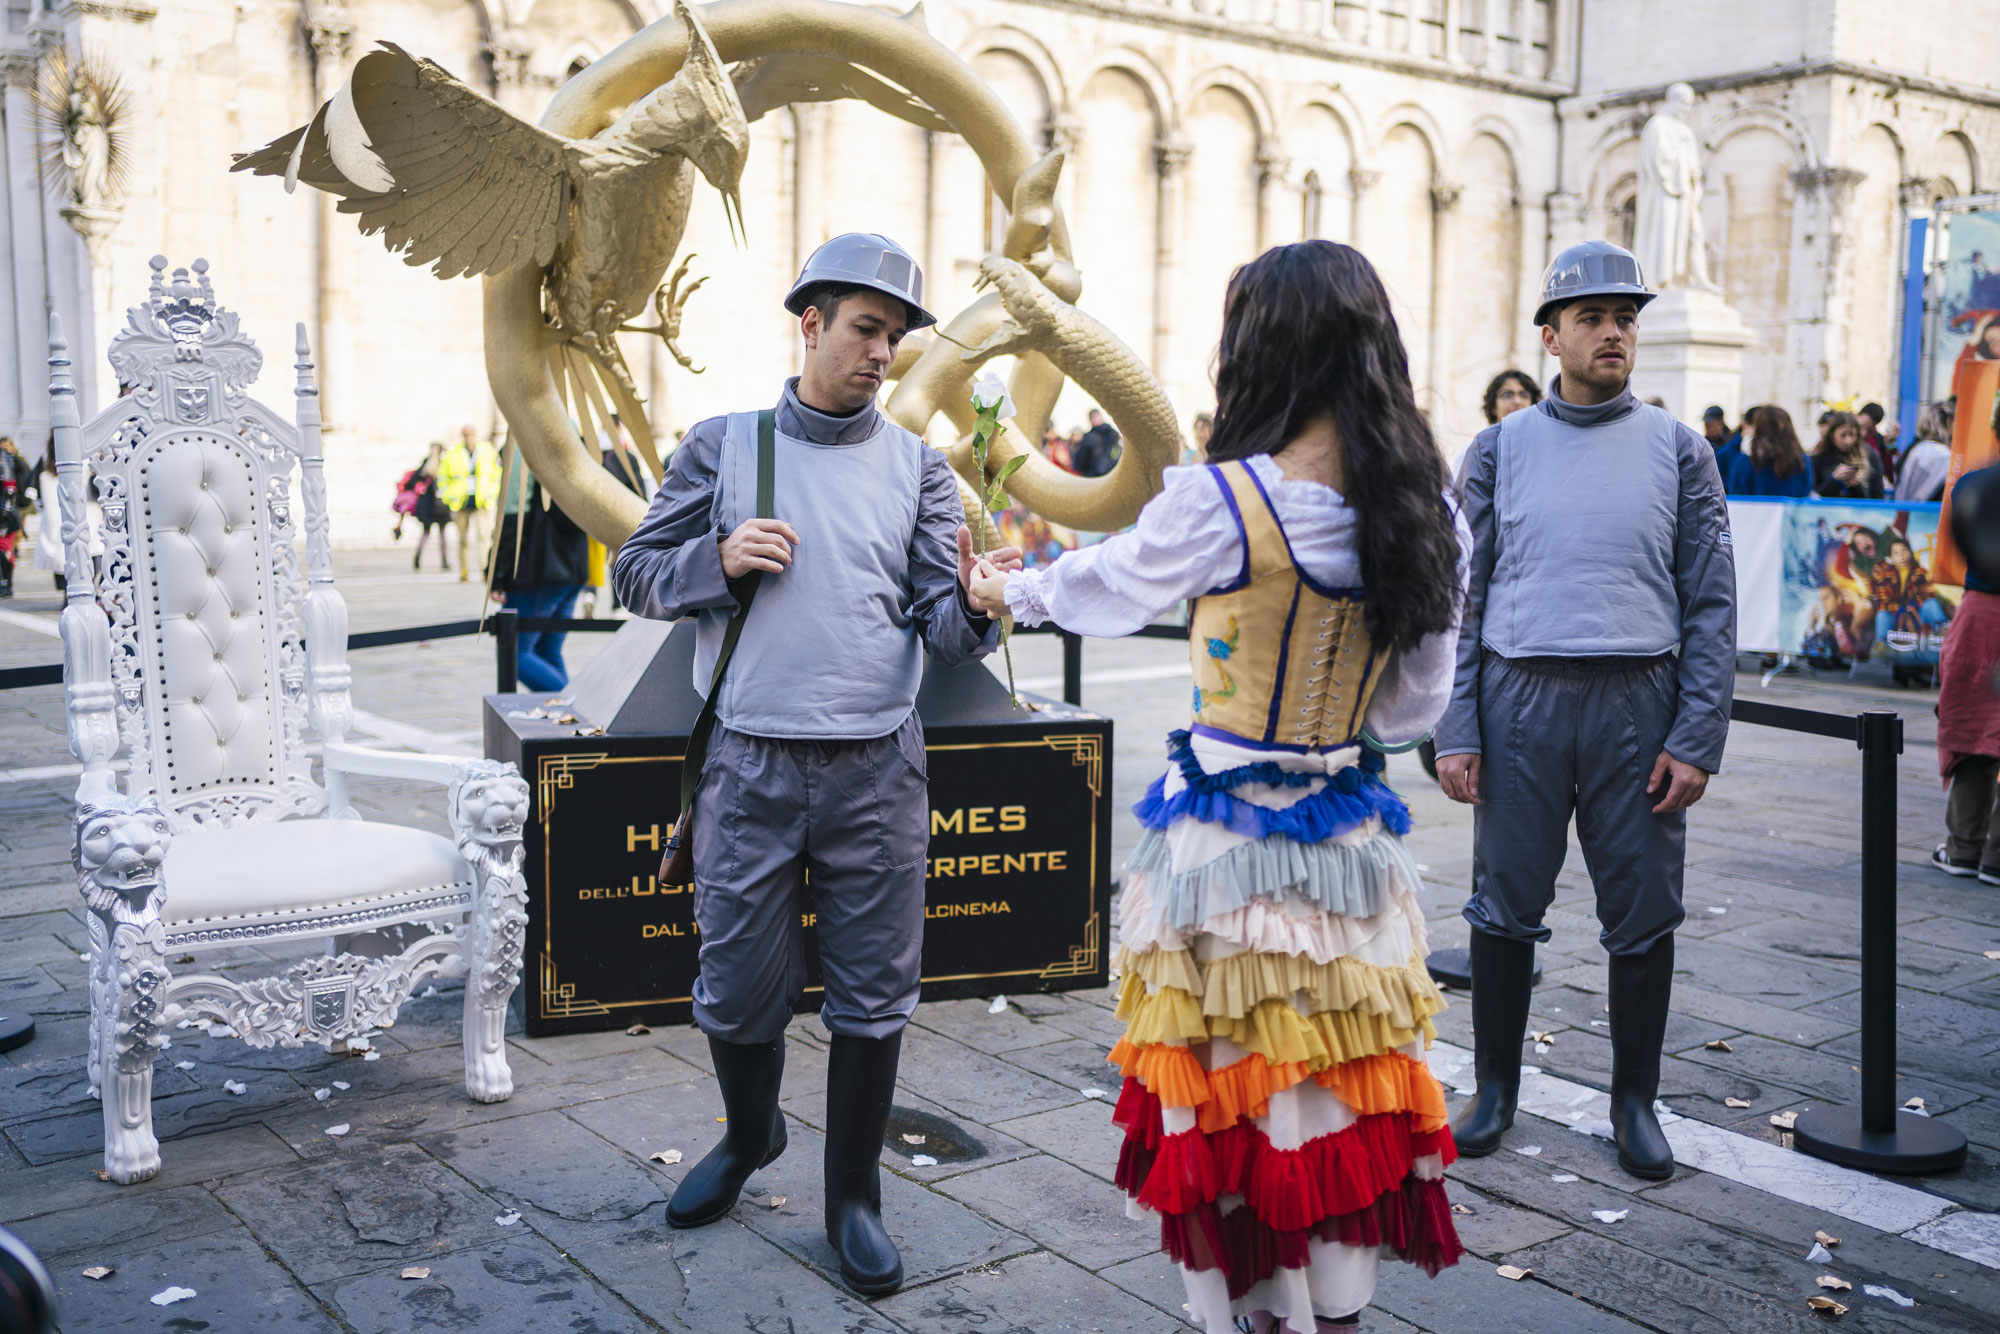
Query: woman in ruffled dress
969 241 1469 1332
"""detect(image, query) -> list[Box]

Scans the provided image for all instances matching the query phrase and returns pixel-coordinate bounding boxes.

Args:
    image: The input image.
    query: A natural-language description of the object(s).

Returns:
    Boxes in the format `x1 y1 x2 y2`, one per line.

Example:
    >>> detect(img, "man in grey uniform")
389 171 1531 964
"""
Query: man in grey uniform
612 233 1017 1294
1433 240 1735 1181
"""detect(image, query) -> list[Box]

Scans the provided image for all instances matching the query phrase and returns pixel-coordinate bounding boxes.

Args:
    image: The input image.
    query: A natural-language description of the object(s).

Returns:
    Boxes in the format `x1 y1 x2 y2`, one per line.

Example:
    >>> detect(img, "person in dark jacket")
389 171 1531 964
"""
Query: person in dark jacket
1434 240 1735 1184
1725 405 1812 498
489 449 589 692
1071 409 1121 477
1812 410 1884 499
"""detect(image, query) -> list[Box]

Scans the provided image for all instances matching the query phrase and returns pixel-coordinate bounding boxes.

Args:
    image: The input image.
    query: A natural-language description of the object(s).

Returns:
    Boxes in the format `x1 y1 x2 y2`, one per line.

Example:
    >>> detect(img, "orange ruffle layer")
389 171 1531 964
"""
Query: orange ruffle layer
1107 1039 1448 1135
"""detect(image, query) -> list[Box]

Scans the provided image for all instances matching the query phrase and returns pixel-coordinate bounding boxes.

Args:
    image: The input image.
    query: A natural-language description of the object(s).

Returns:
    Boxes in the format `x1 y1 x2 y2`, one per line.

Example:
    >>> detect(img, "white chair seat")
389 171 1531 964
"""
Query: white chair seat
162 819 474 945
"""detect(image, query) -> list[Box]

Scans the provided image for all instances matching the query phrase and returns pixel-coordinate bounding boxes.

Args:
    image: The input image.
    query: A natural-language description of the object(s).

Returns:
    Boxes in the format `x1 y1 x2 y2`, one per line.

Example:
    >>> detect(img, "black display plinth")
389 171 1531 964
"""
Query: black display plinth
484 623 1113 1036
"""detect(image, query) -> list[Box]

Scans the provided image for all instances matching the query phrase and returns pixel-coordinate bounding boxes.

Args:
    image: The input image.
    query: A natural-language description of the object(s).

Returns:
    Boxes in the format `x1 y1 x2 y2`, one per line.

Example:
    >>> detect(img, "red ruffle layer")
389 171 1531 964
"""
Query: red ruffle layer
1115 1079 1456 1228
1160 1177 1464 1297
1112 1077 1462 1289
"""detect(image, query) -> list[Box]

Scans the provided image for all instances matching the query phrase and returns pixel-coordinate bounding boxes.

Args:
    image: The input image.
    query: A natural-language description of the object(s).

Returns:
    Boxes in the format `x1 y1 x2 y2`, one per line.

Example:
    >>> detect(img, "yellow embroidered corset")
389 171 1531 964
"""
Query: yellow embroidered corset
1187 460 1382 750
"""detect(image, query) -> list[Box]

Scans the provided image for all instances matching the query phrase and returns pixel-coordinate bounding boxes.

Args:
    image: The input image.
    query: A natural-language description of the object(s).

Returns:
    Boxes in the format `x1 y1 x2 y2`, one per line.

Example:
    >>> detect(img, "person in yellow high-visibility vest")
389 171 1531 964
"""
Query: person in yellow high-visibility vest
437 424 501 582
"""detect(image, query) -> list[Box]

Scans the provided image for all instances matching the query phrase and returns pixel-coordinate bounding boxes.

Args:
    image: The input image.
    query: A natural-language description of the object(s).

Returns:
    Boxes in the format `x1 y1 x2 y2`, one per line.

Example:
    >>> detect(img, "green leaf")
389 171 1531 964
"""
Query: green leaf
992 454 1028 488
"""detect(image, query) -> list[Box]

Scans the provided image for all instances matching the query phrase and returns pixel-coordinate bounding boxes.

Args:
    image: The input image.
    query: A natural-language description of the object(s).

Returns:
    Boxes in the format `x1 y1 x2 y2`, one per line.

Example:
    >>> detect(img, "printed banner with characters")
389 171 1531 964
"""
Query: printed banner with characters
1778 502 1961 672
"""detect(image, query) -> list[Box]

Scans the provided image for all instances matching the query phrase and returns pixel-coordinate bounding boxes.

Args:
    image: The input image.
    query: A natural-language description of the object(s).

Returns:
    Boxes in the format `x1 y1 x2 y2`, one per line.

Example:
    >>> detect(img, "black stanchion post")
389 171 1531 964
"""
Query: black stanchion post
1063 631 1083 707
493 609 519 695
1794 709 1966 1174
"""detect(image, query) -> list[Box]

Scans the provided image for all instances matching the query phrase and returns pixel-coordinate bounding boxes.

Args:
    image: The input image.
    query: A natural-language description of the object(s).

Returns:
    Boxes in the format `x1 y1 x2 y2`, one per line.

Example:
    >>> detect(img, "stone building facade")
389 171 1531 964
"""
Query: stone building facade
1 0 1993 539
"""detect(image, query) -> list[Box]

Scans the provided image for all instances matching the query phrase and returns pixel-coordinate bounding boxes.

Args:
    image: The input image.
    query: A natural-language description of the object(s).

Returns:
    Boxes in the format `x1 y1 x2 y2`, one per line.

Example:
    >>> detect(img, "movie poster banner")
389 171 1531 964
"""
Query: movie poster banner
1777 500 1963 673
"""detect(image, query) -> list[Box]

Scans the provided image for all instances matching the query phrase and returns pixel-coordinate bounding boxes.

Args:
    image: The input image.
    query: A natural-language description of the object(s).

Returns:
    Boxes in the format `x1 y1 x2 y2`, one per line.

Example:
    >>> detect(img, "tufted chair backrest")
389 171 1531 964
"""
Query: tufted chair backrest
67 258 334 832
137 430 280 802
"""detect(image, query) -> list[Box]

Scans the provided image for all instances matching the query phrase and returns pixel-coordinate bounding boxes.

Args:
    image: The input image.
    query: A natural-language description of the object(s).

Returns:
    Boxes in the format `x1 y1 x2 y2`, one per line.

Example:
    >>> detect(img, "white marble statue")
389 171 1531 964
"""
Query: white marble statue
1635 82 1716 291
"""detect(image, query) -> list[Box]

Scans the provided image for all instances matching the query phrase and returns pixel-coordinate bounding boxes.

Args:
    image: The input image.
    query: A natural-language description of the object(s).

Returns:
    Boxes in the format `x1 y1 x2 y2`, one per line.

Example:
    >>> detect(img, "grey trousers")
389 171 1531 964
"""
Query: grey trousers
1463 653 1687 957
689 711 930 1043
1946 755 2000 870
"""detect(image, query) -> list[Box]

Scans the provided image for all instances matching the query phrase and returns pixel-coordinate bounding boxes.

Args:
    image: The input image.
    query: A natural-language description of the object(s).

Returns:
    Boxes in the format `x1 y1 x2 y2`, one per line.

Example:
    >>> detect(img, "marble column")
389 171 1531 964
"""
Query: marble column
1440 0 1461 63
0 52 42 438
1347 166 1379 253
308 5 356 436
1427 180 1462 418
1256 140 1290 251
1153 137 1192 393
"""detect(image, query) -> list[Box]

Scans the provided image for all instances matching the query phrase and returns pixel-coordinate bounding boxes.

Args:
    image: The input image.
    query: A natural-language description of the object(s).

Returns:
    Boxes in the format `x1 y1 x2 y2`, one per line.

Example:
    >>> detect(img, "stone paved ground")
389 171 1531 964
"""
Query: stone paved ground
3 550 2000 1332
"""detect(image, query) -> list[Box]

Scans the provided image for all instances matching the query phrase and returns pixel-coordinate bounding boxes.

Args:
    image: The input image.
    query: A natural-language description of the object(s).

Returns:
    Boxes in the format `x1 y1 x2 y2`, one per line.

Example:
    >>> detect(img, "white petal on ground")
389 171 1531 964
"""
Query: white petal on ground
222 1079 246 1095
911 1154 938 1166
325 1123 350 1137
1513 1145 1543 1157
1707 906 1727 914
174 1061 195 1071
150 1287 197 1306
1550 1173 1578 1183
332 1081 350 1090
1806 1241 1834 1264
1862 1285 1914 1307
495 1211 521 1226
1590 1209 1629 1223
363 1051 380 1061
649 1150 684 1166
82 1266 113 1280
1081 1088 1108 1100
314 1088 331 1101
987 996 1008 1014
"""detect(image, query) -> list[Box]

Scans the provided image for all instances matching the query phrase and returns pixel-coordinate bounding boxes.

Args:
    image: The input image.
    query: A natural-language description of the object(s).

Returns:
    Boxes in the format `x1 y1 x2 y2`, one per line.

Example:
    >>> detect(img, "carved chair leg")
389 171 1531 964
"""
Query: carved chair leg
462 856 526 1103
75 795 172 1186
451 761 529 1104
91 915 168 1184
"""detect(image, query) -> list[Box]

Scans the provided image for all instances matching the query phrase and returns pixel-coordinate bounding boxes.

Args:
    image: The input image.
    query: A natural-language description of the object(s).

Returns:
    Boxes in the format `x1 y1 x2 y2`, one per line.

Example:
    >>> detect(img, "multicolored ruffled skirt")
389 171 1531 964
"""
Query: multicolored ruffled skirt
1110 730 1462 1334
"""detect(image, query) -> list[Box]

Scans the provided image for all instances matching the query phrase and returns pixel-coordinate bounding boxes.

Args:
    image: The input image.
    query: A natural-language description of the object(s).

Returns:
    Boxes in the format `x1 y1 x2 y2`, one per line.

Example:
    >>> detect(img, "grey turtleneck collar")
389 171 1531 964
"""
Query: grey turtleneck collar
778 376 883 446
1539 376 1639 428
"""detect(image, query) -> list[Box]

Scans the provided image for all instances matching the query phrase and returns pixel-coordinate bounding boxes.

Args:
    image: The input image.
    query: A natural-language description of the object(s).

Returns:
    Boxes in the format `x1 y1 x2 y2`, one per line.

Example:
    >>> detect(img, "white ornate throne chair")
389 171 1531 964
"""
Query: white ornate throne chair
52 257 531 1186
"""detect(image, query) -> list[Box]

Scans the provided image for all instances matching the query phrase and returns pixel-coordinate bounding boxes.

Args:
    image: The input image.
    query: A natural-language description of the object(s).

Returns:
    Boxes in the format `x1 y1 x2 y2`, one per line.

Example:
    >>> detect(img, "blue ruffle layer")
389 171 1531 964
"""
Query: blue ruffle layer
1132 730 1411 842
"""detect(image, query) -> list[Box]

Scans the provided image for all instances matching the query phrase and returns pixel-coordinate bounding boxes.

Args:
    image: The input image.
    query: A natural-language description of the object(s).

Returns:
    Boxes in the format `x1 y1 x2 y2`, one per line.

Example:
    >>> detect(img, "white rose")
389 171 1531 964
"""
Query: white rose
970 372 1017 420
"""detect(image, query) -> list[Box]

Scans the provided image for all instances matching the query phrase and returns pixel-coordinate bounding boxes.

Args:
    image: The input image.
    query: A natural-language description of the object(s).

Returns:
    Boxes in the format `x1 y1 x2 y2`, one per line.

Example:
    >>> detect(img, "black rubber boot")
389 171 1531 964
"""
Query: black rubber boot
666 1034 788 1228
1450 930 1536 1157
824 1032 904 1296
1608 934 1676 1181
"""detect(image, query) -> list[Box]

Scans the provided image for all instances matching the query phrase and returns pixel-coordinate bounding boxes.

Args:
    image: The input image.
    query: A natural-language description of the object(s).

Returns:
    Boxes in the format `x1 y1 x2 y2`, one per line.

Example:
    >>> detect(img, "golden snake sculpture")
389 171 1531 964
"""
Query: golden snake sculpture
481 0 1181 546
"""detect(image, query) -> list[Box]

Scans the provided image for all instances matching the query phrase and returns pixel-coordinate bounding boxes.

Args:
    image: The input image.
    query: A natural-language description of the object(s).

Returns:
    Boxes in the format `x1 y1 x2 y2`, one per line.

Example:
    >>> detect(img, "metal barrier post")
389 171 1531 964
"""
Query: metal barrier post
1062 631 1083 707
1793 709 1967 1174
493 609 519 694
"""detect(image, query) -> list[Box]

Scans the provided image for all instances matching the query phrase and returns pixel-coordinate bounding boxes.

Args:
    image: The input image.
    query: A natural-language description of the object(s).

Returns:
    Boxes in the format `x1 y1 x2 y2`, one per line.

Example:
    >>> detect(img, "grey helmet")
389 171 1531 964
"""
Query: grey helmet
1534 239 1655 327
783 232 937 329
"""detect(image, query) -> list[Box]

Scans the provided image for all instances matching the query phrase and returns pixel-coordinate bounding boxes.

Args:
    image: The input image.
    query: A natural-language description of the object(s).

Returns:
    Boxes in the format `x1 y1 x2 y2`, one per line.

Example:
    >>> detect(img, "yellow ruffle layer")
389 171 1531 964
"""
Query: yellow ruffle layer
1107 1041 1449 1134
1114 977 1439 1070
1114 943 1447 1028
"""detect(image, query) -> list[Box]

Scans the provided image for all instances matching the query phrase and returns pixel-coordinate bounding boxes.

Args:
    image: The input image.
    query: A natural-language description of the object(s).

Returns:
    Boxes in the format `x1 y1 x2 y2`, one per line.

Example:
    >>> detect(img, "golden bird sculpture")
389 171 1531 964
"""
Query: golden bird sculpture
231 0 749 475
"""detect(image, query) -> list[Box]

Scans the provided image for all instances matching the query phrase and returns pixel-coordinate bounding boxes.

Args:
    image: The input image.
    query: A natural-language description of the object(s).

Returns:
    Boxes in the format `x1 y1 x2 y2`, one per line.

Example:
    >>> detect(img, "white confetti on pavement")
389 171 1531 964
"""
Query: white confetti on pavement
1591 1209 1629 1224
911 1154 938 1167
150 1287 197 1306
222 1080 246 1096
1863 1285 1914 1307
1550 1174 1578 1183
495 1211 521 1226
1514 1145 1543 1157
325 1124 350 1137
987 996 1008 1014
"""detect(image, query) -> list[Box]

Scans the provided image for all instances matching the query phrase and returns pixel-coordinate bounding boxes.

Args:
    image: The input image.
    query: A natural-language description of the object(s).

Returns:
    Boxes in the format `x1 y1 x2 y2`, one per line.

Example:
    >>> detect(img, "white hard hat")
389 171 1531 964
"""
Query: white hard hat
783 232 936 329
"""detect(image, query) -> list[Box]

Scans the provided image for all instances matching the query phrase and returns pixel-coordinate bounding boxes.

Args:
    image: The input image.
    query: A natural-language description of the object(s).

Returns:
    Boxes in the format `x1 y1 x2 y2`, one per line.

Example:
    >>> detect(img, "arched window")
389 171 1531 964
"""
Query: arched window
1301 169 1324 240
1612 190 1637 252
566 55 592 81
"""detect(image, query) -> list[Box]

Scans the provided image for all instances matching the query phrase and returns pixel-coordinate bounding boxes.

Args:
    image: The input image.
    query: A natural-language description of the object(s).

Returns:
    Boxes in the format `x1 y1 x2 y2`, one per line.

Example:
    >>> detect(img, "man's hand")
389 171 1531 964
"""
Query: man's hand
1647 751 1709 814
956 524 1022 603
1436 753 1481 805
719 517 801 577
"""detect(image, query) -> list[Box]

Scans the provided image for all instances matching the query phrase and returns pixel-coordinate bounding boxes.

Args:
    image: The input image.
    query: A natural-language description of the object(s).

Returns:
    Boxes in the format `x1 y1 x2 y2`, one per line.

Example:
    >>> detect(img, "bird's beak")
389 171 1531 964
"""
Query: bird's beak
722 189 745 248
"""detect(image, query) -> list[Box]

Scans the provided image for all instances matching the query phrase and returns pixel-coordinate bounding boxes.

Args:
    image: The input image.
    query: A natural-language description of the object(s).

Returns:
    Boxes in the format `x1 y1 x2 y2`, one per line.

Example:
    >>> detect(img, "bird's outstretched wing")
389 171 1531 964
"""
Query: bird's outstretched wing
237 43 574 280
732 53 952 134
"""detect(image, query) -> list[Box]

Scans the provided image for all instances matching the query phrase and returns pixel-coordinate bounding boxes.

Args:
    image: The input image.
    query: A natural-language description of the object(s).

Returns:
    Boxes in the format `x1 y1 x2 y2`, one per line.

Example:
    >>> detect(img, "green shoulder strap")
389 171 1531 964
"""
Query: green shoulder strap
678 410 774 811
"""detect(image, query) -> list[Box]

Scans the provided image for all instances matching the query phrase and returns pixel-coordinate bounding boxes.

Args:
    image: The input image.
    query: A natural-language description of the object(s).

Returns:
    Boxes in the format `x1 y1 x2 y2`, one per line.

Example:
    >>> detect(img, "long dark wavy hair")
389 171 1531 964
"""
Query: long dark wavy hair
1203 242 1459 653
